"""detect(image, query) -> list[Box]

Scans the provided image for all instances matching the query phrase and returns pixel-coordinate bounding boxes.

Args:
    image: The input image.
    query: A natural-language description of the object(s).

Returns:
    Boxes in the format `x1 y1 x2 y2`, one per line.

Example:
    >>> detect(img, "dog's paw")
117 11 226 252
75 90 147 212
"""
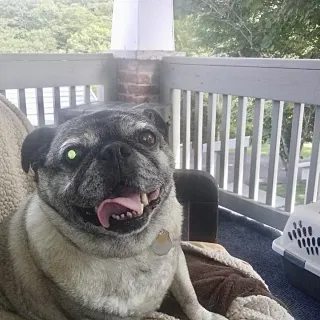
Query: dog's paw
144 311 179 320
211 314 228 320
201 309 227 320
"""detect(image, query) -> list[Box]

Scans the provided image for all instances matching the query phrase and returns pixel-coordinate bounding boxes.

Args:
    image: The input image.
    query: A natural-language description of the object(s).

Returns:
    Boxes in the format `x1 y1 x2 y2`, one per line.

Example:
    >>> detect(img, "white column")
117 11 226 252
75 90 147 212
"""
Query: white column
111 0 175 51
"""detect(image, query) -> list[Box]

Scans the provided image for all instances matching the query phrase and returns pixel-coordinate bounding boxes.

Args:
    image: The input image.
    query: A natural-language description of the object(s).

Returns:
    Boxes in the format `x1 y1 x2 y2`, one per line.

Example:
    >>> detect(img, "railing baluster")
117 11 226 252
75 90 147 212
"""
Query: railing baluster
206 93 217 175
194 92 204 170
220 95 232 189
234 96 248 195
54 87 61 125
96 85 105 102
0 90 6 97
285 103 305 212
266 100 284 206
182 90 191 169
36 88 45 127
306 105 320 204
18 89 27 115
70 86 76 107
171 89 181 169
249 99 265 200
85 85 91 104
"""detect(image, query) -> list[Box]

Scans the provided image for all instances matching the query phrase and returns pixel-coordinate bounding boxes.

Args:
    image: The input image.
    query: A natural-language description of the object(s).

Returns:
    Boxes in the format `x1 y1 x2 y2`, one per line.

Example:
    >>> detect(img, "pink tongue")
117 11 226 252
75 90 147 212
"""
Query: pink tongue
97 192 142 228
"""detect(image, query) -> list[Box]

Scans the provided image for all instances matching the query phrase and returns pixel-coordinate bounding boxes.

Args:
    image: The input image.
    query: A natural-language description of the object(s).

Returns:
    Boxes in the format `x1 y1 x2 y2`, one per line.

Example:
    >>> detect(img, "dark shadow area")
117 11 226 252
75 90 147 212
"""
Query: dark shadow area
218 208 320 320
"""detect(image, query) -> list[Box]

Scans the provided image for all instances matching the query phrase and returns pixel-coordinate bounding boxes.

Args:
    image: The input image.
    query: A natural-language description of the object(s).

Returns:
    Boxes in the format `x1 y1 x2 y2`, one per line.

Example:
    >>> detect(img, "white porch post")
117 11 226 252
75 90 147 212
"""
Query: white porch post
109 0 183 107
111 0 175 51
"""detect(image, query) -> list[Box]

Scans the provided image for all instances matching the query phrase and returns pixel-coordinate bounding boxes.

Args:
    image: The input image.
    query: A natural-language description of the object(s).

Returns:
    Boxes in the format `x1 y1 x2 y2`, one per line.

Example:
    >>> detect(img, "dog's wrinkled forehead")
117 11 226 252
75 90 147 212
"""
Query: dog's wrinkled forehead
52 110 151 150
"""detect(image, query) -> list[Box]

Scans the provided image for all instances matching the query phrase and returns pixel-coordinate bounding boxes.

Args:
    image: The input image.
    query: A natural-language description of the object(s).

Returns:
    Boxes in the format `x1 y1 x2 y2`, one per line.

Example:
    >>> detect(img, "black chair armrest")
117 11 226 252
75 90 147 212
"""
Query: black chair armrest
174 169 219 243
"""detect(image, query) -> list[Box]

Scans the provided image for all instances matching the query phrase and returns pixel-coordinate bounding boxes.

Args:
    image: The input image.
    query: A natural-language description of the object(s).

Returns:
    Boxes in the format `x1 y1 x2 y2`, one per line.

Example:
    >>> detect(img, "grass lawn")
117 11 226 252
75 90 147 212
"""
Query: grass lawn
301 143 312 158
246 142 312 206
248 142 312 159
260 182 306 205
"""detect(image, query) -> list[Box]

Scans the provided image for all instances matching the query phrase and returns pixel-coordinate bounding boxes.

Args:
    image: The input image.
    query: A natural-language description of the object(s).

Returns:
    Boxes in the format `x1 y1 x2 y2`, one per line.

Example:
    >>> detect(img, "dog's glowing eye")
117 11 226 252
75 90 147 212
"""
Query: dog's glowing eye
64 147 83 165
139 131 156 147
67 149 77 160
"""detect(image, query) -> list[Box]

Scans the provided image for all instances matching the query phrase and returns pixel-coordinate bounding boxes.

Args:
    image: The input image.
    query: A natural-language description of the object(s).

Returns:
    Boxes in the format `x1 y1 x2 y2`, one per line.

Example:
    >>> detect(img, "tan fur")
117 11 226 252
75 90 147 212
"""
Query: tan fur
0 193 226 320
0 93 35 223
0 109 226 320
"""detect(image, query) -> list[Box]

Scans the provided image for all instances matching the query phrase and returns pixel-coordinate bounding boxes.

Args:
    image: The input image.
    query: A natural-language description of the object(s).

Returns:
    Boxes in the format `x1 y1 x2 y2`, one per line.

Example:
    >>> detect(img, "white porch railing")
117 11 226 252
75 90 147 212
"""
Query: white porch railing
161 57 320 230
0 54 117 126
2 54 320 231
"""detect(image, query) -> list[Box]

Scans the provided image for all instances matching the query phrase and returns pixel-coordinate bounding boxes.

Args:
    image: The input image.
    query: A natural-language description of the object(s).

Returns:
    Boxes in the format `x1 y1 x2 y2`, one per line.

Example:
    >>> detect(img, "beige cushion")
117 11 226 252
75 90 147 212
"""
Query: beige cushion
0 94 35 222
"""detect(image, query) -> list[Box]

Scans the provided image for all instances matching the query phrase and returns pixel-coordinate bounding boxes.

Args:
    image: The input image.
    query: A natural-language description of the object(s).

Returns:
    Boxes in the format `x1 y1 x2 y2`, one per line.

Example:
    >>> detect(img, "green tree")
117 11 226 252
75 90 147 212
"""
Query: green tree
0 0 113 53
174 0 320 58
67 21 111 53
174 0 320 168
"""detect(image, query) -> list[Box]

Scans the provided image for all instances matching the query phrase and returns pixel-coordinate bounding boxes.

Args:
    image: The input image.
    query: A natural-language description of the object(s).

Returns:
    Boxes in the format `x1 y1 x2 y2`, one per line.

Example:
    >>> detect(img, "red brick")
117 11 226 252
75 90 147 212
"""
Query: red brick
136 73 152 85
118 93 159 103
117 83 127 94
137 60 160 73
116 58 161 101
127 84 159 96
118 71 158 86
118 72 138 84
139 73 159 85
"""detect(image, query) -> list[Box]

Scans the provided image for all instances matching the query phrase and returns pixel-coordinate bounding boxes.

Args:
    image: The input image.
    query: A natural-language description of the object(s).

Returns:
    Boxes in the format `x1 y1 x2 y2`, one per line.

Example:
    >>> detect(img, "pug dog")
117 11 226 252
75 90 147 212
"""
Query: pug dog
0 109 226 320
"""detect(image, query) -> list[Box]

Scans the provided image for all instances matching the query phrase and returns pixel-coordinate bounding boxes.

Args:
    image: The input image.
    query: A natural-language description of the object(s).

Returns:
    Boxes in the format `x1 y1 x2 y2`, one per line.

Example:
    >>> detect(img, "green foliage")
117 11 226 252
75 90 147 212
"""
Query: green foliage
66 21 111 53
175 0 320 166
0 0 112 53
175 15 212 56
174 0 320 58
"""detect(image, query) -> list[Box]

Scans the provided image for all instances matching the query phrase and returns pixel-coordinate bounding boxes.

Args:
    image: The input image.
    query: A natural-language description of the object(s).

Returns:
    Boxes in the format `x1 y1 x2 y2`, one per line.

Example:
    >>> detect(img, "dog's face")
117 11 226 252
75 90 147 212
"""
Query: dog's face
21 109 175 236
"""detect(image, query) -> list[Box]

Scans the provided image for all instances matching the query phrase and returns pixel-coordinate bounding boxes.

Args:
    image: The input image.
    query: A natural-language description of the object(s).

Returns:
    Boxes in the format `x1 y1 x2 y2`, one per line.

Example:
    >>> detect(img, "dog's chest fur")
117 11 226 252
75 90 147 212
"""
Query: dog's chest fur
23 199 179 319
51 254 177 319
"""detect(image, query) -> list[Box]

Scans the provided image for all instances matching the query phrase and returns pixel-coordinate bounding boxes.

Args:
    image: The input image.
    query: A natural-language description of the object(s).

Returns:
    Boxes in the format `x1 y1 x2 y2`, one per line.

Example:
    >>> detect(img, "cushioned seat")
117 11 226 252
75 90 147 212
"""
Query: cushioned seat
0 93 292 320
0 94 34 222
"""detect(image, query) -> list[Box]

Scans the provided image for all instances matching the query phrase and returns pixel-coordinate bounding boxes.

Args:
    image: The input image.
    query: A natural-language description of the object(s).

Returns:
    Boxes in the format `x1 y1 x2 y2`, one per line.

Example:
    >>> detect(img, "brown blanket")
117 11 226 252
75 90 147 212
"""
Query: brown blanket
156 242 293 320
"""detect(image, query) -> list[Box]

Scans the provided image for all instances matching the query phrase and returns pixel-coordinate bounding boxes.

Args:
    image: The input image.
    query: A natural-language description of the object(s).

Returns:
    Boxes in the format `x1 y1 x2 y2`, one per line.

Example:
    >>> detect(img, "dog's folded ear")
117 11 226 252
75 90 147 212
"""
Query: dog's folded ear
21 126 56 174
143 109 169 143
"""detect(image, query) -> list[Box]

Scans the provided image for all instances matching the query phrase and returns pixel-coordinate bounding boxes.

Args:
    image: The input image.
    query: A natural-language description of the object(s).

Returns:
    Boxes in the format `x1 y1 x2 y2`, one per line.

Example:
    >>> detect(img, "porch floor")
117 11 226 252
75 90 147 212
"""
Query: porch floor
218 208 320 320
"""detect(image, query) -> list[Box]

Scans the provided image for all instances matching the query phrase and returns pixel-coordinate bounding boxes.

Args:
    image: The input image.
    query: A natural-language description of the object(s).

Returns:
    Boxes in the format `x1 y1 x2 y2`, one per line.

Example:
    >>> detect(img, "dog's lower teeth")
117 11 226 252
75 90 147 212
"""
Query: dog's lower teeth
140 192 149 206
111 211 139 221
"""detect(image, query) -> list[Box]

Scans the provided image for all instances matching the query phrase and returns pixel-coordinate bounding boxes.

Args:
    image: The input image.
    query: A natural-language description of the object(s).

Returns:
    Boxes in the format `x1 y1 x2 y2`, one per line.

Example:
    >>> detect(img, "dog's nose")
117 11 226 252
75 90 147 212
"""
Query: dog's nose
101 143 132 161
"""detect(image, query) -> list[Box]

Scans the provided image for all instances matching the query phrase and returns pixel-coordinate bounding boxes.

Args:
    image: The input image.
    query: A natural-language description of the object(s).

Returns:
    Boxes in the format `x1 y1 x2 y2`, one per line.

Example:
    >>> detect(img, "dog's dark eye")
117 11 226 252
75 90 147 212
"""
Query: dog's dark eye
63 147 83 165
139 131 156 147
